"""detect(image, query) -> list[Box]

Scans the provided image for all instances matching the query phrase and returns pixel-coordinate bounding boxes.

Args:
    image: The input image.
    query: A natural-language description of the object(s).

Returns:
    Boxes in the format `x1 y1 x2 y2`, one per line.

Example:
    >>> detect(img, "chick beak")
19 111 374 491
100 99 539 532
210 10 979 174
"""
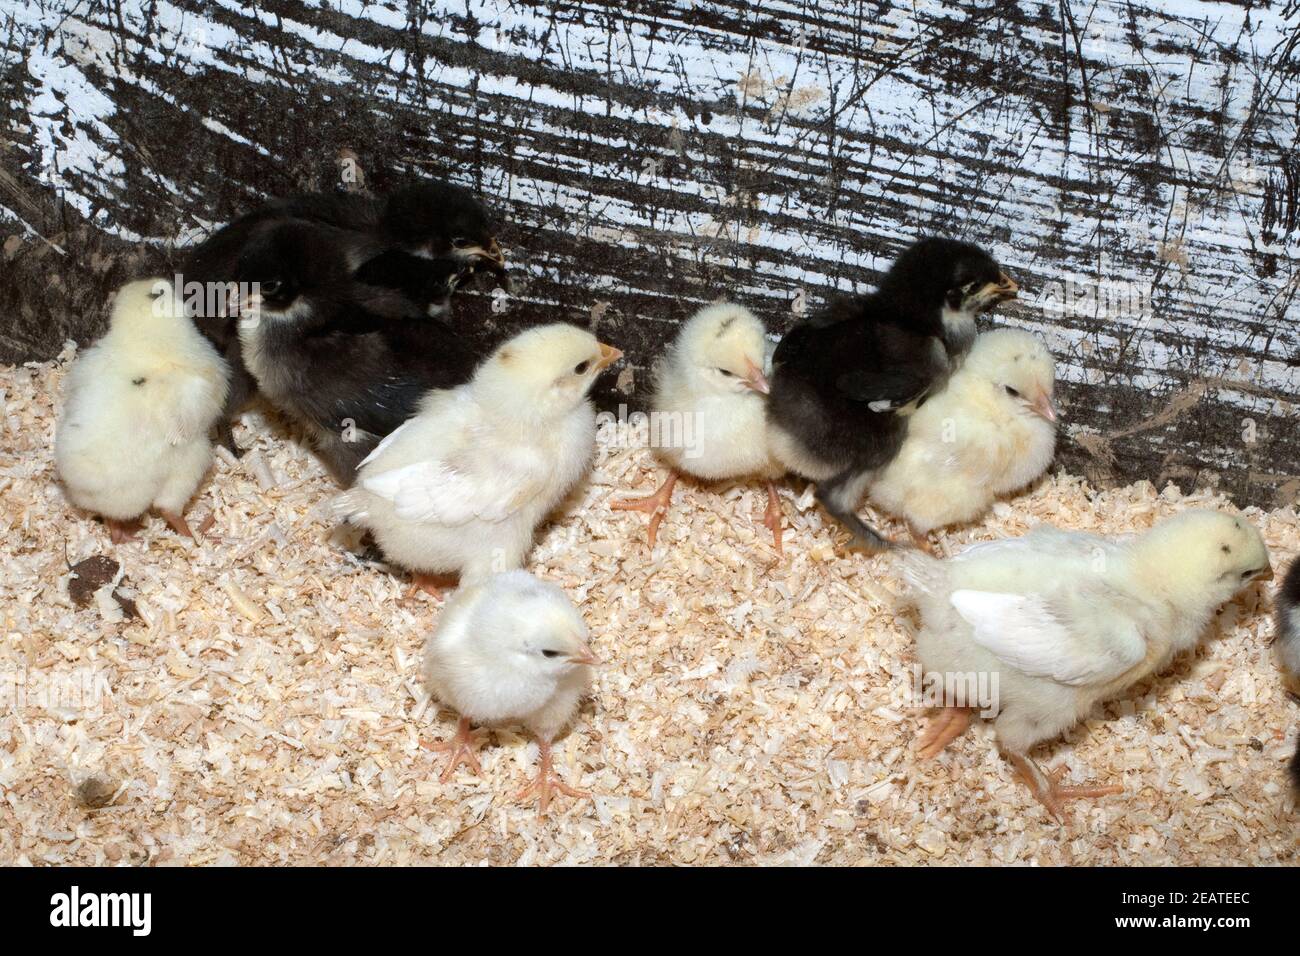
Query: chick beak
1251 563 1274 583
743 357 770 395
568 644 598 667
1031 390 1058 423
594 342 623 371
465 238 507 272
994 272 1019 300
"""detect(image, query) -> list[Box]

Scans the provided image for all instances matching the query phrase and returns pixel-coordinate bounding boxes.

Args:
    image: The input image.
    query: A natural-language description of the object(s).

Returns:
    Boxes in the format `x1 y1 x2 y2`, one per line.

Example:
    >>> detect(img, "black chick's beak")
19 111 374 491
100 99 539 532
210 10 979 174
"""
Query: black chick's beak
990 271 1019 302
464 238 506 274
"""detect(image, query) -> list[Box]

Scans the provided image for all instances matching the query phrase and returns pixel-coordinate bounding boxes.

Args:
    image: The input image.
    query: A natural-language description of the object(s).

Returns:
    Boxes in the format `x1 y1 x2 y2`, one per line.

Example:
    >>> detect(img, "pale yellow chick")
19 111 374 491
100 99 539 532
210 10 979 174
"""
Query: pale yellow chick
612 303 785 552
869 328 1057 550
55 279 229 543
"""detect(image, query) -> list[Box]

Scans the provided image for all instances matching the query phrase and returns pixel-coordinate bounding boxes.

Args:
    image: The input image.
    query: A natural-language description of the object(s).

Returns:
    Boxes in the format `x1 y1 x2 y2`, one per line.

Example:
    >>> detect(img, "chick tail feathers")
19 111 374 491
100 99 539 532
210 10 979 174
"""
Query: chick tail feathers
329 488 370 524
893 548 948 600
1291 735 1300 794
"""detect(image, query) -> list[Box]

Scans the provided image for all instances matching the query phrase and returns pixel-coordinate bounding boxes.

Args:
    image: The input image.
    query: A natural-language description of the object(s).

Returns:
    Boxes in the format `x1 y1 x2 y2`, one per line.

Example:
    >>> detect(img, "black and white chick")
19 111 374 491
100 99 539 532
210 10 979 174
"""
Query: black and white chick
765 237 1018 551
179 179 502 453
228 219 479 484
253 179 506 308
1277 556 1300 792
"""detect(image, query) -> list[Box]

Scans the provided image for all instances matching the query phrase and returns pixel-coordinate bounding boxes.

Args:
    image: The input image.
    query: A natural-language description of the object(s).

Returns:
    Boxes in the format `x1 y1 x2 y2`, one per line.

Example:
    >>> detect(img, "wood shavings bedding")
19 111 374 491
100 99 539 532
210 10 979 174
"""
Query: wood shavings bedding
1 347 1296 866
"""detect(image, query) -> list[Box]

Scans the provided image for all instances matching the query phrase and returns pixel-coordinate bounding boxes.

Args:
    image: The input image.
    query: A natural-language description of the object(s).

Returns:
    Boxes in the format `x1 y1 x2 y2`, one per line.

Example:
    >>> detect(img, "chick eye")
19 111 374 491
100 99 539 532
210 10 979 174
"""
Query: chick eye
1240 570 1254 579
260 279 282 295
451 237 472 248
1004 386 1021 398
574 360 591 375
717 368 734 377
541 649 562 659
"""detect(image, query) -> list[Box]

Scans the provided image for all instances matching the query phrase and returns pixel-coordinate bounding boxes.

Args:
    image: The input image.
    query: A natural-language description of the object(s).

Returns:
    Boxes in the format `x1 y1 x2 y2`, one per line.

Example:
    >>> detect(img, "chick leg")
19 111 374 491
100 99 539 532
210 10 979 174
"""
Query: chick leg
402 573 455 603
610 472 678 549
762 481 785 556
916 706 974 759
1008 753 1123 822
158 509 195 540
908 524 938 556
422 717 482 782
106 518 142 544
817 471 894 553
515 738 589 816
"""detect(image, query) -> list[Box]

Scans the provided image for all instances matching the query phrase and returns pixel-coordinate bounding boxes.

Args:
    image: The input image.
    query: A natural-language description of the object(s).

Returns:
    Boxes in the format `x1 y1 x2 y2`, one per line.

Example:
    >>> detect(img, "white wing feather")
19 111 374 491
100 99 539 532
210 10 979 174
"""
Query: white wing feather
950 589 1146 687
362 439 546 525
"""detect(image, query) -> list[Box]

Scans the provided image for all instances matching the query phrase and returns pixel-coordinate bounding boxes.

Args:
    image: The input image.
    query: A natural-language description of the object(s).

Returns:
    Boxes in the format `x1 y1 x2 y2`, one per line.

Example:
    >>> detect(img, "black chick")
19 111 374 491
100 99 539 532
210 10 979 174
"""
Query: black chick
1277 557 1300 792
180 186 482 452
262 179 506 284
228 219 478 484
766 237 1018 552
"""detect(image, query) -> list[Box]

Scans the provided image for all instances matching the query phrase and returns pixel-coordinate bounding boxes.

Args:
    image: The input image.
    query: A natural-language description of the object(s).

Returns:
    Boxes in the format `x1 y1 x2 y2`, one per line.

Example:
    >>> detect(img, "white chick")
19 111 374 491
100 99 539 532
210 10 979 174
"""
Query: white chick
900 510 1271 820
422 570 596 814
55 279 230 543
335 324 621 598
611 303 785 552
869 328 1057 551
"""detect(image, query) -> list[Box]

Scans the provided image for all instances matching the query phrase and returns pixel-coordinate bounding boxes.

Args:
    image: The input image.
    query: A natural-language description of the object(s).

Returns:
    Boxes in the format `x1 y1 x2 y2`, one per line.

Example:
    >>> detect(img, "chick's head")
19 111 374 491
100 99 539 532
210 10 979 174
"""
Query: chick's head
476 323 621 420
965 328 1057 422
1135 510 1271 603
109 278 180 333
382 181 504 271
675 303 770 396
233 222 346 318
881 237 1018 314
477 573 596 676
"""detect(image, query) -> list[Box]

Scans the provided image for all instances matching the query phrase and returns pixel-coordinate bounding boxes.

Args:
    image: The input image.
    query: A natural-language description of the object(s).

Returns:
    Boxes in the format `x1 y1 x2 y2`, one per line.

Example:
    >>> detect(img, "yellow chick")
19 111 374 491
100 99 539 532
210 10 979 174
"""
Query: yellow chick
55 279 229 542
334 324 621 598
869 328 1057 551
611 303 785 552
900 510 1271 820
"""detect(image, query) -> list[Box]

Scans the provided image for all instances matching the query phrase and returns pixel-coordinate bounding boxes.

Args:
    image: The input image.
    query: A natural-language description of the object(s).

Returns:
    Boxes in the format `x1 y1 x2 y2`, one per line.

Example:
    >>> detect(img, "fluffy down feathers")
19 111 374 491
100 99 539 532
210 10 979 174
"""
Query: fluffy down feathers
901 510 1271 757
55 279 229 524
650 302 780 481
335 323 618 584
423 570 593 742
868 328 1057 536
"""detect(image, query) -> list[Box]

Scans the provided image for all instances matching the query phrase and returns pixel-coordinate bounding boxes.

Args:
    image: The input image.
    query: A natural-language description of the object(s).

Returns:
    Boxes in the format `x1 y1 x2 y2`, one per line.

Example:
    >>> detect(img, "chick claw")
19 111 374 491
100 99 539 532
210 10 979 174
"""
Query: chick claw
159 509 195 540
610 473 678 549
422 717 482 783
1009 754 1123 823
916 706 974 759
402 573 454 604
106 518 142 544
515 739 589 817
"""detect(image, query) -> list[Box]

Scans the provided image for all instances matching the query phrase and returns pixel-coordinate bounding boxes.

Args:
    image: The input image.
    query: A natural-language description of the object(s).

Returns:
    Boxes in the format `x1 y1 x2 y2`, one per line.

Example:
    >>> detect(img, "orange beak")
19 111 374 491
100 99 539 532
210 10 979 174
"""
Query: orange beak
1031 390 1058 423
743 356 770 395
994 272 1019 299
569 643 599 666
594 342 623 371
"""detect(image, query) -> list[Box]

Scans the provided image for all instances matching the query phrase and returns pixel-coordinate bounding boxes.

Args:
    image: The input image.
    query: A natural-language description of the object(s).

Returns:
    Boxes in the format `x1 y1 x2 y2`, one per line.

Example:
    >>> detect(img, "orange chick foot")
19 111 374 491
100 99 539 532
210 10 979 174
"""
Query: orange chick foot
916 706 974 759
515 739 589 817
610 472 678 549
1009 754 1123 822
422 717 482 782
